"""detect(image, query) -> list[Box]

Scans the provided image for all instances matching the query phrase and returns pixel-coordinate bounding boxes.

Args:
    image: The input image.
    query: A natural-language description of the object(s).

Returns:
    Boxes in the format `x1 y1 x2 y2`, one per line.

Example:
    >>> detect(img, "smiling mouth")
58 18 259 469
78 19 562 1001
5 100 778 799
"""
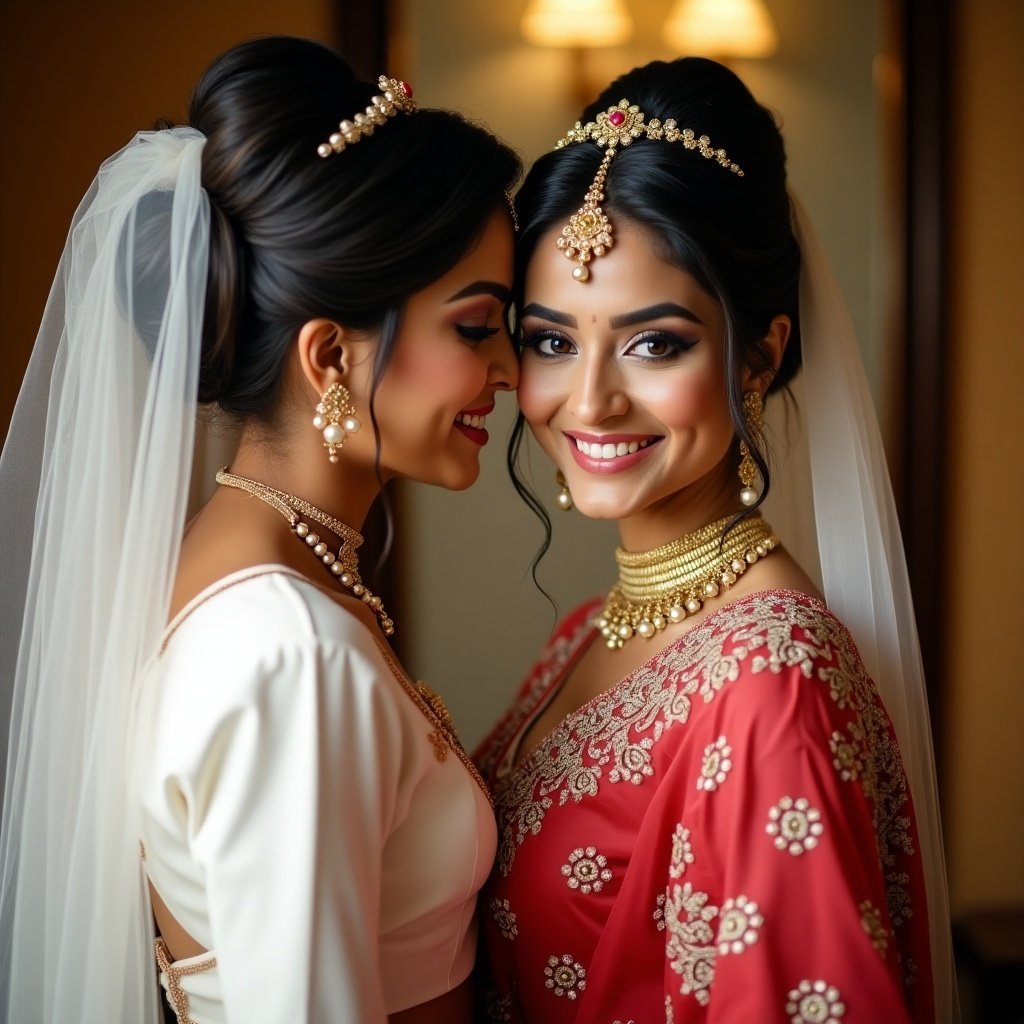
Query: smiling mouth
453 407 493 447
573 437 657 460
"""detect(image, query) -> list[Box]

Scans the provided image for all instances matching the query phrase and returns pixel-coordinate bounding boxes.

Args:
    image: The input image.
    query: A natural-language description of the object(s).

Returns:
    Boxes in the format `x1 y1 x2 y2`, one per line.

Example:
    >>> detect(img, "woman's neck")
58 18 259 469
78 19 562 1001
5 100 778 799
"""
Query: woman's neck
227 427 382 533
615 470 742 553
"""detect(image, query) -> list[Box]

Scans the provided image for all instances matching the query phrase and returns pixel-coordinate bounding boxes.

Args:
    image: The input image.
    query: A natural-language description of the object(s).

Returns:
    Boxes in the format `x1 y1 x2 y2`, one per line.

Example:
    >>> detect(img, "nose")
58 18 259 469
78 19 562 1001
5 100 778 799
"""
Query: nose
488 331 520 391
566 351 628 424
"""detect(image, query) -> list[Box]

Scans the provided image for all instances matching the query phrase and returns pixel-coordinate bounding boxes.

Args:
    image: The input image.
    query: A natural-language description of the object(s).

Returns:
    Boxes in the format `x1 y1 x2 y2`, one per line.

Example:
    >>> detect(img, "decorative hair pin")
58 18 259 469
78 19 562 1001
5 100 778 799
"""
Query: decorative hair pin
554 99 744 281
317 76 416 158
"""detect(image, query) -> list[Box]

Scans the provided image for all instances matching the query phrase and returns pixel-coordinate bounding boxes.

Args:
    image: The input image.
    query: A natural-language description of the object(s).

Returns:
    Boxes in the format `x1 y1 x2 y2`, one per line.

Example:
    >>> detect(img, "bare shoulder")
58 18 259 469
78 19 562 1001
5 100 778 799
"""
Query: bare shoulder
737 544 823 603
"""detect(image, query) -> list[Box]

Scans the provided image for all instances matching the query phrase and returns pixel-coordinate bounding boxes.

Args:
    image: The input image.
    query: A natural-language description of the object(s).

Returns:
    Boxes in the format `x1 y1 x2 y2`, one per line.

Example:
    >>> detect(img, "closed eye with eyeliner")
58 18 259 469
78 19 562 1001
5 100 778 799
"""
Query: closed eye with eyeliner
457 323 501 341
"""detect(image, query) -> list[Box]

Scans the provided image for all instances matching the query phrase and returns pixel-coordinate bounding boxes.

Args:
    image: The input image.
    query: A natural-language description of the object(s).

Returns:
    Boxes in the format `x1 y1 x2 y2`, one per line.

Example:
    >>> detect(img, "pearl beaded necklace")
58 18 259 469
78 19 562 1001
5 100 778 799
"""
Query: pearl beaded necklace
215 468 395 637
598 513 776 649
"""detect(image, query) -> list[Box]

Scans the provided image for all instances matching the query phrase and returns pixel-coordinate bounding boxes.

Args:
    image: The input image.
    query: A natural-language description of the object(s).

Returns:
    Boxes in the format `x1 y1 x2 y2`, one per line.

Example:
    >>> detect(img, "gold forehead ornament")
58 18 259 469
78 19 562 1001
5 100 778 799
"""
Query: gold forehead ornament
553 99 744 281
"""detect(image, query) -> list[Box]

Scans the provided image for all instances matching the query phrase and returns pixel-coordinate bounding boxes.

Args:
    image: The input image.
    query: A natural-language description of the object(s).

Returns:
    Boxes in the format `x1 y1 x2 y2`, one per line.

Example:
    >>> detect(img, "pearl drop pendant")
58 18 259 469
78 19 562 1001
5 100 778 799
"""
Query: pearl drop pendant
323 423 345 445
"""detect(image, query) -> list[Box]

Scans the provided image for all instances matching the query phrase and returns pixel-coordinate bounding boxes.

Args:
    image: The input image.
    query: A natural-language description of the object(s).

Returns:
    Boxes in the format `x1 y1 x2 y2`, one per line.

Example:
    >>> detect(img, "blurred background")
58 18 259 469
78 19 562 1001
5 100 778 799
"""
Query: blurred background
1 1 1021 1019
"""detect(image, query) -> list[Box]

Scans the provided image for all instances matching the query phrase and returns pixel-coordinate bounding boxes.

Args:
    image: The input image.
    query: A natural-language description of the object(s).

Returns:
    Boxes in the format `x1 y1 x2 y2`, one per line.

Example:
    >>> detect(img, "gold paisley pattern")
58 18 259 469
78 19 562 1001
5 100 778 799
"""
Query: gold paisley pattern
860 899 889 955
663 881 718 1006
830 721 866 782
661 816 766 1007
494 630 700 876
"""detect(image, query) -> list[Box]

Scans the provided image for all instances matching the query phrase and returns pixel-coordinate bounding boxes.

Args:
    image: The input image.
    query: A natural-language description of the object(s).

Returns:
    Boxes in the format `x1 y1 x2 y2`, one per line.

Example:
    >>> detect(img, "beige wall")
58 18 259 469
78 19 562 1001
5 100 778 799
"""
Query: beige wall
0 0 335 441
395 0 891 749
944 0 1024 915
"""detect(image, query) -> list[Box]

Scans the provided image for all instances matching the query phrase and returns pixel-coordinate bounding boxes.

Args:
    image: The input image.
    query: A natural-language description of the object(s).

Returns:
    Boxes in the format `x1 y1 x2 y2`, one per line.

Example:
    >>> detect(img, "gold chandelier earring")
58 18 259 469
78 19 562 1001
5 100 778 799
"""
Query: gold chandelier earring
738 390 763 507
313 383 361 464
556 470 574 511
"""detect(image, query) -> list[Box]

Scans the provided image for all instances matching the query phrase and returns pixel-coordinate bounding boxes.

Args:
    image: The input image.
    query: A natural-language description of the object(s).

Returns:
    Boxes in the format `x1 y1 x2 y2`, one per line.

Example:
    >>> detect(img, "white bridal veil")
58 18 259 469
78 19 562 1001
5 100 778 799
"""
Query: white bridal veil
0 127 209 1022
763 195 957 1021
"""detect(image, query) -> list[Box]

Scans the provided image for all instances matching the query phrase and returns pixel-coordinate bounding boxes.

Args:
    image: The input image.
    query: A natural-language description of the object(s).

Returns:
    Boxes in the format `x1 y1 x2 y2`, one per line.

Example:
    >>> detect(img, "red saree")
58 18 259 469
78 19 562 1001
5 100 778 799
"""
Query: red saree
475 590 933 1023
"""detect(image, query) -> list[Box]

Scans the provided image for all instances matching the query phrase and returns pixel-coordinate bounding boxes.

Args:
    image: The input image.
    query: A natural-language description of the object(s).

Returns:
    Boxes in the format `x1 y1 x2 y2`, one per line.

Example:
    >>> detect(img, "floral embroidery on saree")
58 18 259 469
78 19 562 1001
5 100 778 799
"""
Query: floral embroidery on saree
492 593 917 948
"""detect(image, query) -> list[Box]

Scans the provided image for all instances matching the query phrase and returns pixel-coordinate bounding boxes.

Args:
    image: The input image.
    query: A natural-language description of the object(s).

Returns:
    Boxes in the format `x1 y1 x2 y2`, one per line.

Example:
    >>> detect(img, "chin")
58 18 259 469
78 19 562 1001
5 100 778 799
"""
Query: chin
423 461 481 492
569 493 637 521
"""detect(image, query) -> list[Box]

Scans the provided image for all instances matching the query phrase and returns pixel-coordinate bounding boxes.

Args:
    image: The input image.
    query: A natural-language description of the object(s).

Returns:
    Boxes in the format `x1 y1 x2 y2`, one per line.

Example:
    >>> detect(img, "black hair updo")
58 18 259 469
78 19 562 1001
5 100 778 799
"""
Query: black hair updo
188 35 521 420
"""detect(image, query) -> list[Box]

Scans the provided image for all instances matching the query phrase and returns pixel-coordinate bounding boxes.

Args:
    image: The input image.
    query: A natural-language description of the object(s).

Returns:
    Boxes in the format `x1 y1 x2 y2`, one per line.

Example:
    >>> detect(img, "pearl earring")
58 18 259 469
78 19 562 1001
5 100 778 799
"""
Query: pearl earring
738 390 763 507
556 470 574 511
313 383 360 464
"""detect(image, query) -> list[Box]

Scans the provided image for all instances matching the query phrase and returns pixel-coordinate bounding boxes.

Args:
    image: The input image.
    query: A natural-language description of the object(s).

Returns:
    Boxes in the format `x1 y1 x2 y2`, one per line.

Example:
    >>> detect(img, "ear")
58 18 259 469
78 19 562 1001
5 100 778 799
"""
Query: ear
742 314 791 393
295 318 354 396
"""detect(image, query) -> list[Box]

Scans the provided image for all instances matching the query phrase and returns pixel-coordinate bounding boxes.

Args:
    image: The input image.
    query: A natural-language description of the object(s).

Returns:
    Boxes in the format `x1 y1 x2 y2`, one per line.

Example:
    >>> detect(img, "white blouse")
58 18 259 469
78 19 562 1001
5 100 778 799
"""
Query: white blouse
137 567 495 1023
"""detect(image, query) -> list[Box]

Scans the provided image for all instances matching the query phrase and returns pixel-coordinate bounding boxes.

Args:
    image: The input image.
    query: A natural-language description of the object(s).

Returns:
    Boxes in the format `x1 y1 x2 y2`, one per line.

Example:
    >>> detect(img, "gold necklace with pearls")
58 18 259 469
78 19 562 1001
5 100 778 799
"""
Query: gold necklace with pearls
597 513 776 649
215 468 395 637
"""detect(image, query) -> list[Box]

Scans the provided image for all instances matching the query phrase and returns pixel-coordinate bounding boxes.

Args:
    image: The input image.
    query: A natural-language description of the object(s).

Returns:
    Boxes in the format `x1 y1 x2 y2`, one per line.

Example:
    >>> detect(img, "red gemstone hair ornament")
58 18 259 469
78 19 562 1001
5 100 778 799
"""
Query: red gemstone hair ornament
553 99 744 281
317 76 416 158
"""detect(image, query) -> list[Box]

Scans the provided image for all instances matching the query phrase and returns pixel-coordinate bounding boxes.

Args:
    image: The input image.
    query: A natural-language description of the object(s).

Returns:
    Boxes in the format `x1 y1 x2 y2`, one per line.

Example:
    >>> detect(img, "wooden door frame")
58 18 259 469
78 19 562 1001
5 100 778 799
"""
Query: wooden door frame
899 0 952 751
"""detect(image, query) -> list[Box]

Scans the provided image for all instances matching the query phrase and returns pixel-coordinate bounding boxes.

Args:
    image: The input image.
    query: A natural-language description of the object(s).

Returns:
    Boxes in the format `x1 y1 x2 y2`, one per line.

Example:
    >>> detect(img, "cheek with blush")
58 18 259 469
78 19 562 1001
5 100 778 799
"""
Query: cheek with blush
642 368 729 434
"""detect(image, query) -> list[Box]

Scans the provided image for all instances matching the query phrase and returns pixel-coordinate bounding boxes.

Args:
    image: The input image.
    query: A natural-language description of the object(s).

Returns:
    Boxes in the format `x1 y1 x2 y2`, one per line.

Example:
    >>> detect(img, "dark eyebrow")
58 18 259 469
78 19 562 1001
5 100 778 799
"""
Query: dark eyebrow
521 302 577 327
446 280 512 303
609 302 705 329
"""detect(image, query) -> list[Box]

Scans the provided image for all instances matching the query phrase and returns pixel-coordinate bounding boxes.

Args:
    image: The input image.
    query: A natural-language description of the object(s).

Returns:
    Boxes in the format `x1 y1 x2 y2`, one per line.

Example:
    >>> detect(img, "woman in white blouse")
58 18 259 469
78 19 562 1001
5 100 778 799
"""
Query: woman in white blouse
0 36 520 1024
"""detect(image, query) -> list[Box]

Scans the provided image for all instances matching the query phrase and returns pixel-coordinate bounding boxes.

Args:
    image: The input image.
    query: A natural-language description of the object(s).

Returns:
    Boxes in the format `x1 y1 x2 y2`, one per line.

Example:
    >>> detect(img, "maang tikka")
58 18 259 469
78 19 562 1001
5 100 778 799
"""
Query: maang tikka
313 383 361 463
554 99 744 282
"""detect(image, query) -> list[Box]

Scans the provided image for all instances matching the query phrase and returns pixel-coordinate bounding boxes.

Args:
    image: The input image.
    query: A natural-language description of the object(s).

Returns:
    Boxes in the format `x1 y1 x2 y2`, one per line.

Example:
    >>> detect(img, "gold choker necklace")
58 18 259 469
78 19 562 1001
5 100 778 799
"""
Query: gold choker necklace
597 514 776 649
215 468 394 637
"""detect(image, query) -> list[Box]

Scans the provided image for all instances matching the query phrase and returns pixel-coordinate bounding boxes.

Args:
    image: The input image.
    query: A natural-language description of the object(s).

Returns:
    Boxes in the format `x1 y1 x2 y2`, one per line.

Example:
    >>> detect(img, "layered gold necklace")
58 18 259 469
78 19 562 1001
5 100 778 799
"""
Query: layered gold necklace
597 513 777 649
215 468 394 637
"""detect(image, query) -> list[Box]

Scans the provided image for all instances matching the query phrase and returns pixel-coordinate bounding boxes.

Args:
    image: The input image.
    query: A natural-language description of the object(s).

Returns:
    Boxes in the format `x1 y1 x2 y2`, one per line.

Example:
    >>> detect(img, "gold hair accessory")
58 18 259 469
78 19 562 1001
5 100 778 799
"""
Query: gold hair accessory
597 513 775 648
317 76 416 158
554 99 744 282
215 468 395 636
738 390 764 506
314 382 361 464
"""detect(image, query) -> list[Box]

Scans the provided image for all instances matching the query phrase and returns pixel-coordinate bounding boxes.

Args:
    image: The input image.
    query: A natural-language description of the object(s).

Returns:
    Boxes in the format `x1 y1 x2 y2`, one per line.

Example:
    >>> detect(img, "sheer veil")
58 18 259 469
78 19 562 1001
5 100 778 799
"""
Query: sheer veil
0 127 209 1021
762 194 957 1020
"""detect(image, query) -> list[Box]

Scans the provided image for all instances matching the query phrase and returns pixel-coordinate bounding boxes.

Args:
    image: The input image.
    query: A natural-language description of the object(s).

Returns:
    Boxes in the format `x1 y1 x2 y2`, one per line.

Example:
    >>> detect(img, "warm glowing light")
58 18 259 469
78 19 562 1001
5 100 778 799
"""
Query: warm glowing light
662 0 779 58
521 0 634 48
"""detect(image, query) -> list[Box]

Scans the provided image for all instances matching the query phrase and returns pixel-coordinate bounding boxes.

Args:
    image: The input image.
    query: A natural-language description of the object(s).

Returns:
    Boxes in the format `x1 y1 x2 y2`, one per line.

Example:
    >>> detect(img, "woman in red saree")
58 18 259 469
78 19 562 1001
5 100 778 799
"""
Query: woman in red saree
475 58 956 1023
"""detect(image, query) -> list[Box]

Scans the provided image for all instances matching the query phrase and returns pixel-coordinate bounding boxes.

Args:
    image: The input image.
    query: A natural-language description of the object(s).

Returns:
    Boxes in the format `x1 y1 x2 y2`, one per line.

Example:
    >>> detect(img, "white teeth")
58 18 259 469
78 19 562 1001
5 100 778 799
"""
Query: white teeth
457 413 486 428
575 437 655 459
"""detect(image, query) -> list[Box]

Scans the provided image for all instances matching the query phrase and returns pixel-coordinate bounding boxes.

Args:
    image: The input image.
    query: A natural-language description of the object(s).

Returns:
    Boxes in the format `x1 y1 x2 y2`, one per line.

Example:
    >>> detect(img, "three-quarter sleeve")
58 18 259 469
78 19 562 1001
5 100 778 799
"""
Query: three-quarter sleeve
183 638 405 1023
661 632 919 1022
